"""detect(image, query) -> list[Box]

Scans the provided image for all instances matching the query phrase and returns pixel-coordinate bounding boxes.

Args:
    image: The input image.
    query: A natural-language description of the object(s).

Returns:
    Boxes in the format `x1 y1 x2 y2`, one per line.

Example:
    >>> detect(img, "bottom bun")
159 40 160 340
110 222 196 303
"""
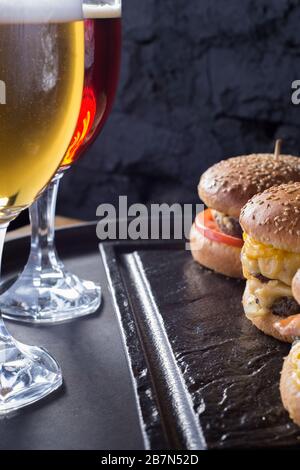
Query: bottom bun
189 223 243 279
292 270 300 305
280 341 300 426
247 311 293 344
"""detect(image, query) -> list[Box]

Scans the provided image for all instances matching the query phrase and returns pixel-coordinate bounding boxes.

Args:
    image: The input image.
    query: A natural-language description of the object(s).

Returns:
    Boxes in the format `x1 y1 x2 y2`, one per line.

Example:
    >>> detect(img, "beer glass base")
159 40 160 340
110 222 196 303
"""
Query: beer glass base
0 333 62 413
0 270 101 324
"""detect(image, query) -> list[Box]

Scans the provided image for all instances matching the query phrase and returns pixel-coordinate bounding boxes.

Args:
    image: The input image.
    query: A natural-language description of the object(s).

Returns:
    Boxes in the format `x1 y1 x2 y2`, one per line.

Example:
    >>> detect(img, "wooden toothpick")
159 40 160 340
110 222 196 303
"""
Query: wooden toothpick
274 139 282 160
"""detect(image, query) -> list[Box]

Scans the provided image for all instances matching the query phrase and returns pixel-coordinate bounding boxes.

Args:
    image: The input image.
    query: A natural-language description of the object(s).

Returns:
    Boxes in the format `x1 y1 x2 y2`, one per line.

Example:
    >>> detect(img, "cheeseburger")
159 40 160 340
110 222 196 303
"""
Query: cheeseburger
280 340 300 427
292 269 300 306
273 269 300 339
240 183 300 343
190 143 300 278
279 271 300 427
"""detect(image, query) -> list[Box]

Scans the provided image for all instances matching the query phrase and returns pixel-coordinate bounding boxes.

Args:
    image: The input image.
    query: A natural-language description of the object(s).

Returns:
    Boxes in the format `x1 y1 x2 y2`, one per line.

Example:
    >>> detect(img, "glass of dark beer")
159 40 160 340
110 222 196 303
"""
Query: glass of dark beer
0 0 122 324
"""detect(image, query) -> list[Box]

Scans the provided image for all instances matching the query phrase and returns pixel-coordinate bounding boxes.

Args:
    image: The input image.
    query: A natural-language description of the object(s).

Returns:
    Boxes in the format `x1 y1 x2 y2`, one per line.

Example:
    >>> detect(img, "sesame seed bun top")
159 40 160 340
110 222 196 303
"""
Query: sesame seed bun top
199 154 300 217
240 182 300 252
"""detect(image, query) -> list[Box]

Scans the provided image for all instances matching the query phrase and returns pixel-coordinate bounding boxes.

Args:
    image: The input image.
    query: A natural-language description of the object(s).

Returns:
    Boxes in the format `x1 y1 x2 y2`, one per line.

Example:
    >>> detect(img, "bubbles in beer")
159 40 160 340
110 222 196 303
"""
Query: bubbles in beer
0 16 85 211
0 0 83 23
83 0 122 19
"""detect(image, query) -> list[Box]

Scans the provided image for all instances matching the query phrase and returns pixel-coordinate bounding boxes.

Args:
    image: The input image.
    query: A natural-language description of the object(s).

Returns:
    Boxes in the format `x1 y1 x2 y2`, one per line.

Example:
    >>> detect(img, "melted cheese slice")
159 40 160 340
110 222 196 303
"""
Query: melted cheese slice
243 278 292 318
242 234 300 285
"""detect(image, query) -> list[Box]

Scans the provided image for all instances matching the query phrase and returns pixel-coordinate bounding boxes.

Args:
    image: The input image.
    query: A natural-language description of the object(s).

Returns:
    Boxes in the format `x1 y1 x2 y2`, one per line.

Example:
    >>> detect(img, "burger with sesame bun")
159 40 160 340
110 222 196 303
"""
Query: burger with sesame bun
190 141 300 278
280 340 300 427
292 269 300 306
240 184 300 428
276 271 300 427
240 182 300 343
272 269 300 340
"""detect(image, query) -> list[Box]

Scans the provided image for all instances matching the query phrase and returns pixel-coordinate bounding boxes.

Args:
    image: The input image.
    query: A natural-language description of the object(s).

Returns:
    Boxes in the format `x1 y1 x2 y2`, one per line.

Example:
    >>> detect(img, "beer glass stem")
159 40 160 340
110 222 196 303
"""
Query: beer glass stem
0 224 13 340
0 224 20 338
29 171 64 270
0 223 8 276
0 224 15 345
0 222 62 411
0 170 101 324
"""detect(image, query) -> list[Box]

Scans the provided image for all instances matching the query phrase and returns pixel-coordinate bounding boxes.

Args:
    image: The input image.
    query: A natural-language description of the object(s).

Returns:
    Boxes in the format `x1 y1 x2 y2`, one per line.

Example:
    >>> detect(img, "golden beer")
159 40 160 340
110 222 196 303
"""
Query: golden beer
0 21 84 221
0 0 85 414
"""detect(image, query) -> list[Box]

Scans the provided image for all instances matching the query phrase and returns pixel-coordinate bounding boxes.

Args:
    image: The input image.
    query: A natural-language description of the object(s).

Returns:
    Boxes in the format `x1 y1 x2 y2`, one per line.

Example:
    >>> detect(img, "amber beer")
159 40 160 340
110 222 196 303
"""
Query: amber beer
62 3 122 166
0 12 84 220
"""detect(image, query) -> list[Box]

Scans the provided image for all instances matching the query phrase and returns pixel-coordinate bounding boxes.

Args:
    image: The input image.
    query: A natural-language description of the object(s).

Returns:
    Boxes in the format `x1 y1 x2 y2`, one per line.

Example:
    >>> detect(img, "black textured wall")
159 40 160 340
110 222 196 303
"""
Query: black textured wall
58 0 300 220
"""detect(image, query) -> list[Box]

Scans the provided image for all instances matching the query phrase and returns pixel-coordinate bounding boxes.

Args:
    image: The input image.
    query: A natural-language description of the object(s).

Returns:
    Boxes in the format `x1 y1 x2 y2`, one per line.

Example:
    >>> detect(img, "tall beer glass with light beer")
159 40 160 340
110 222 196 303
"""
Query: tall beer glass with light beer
0 1 122 324
0 0 84 411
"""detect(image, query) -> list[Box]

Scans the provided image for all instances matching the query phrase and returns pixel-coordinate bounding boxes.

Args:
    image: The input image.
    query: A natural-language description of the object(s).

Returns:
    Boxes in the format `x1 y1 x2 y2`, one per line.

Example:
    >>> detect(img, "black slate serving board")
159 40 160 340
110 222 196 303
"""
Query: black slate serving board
0 225 144 450
101 240 300 450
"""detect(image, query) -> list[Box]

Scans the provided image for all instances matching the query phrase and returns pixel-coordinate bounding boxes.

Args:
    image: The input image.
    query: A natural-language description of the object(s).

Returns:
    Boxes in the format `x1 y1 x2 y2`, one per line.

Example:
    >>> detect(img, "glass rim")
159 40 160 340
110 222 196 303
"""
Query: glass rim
83 0 122 19
0 0 84 24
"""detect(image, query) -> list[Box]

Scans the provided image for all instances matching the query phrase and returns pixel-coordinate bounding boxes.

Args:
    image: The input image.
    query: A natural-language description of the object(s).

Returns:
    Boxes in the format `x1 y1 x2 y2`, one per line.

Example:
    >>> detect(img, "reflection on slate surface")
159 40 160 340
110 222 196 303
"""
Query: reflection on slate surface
134 249 300 448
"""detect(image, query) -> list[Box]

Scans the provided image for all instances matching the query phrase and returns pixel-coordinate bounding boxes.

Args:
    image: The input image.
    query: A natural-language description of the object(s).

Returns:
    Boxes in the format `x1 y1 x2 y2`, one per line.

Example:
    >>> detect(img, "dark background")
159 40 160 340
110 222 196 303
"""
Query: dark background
14 0 300 228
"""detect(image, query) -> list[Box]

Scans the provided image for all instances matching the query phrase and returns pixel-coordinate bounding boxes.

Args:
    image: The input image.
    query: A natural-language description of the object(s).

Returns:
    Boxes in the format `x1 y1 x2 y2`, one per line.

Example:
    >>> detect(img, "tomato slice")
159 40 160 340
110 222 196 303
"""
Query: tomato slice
195 209 244 248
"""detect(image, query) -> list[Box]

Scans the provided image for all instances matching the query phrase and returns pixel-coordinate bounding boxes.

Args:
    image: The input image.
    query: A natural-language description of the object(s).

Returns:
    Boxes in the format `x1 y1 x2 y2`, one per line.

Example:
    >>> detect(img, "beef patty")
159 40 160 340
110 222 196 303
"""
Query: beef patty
212 210 243 239
254 273 269 283
271 297 300 317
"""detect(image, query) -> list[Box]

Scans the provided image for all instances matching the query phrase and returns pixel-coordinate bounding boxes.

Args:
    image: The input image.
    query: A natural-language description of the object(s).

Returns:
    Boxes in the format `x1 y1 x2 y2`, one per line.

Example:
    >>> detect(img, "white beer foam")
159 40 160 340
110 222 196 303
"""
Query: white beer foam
83 1 122 19
0 0 83 24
